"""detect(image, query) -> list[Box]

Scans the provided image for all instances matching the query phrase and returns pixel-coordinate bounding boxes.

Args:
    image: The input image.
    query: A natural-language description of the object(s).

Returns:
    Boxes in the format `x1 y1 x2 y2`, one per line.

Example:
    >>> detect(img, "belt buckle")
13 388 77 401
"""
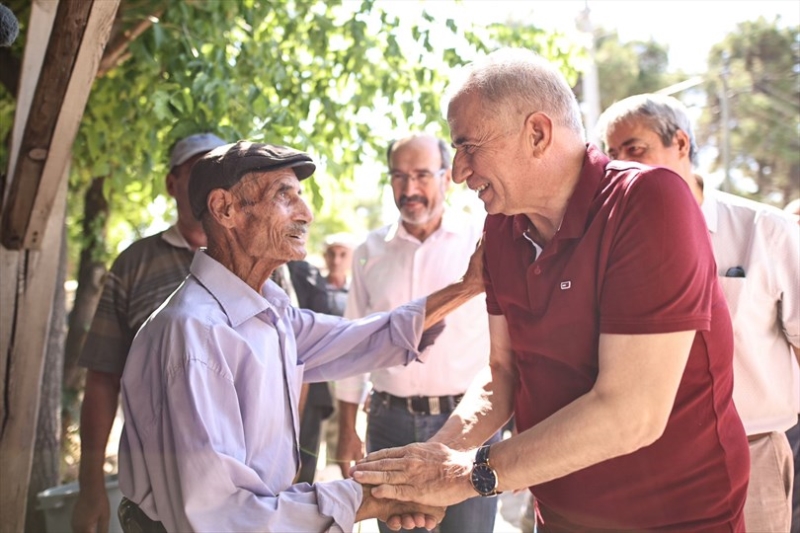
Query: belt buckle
429 396 441 415
405 396 414 413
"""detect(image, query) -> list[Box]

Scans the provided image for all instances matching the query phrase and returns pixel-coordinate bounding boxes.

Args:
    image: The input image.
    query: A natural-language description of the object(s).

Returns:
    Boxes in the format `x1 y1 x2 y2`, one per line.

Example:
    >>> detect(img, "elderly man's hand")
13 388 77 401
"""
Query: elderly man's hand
356 485 446 531
351 442 476 507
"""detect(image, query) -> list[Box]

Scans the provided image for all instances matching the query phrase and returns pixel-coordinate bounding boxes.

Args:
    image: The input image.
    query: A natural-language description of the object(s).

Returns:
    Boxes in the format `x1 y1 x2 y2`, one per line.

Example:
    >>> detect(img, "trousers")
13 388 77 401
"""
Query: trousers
743 431 793 533
118 497 167 533
367 390 501 533
785 416 800 533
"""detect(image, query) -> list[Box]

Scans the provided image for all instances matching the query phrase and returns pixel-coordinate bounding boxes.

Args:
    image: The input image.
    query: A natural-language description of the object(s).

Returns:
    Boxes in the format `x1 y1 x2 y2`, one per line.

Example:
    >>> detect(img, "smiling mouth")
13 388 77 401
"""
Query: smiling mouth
476 183 490 196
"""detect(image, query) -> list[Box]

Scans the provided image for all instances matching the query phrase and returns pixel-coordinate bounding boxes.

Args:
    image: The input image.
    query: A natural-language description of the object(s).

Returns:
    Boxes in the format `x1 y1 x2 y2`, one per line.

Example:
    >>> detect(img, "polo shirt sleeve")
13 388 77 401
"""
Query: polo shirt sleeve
483 217 503 316
78 261 133 375
599 169 716 334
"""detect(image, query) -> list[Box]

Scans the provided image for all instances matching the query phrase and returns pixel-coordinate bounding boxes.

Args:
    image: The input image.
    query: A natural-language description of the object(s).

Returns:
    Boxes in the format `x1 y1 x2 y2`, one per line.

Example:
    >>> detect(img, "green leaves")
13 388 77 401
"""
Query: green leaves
698 17 799 202
1 0 581 262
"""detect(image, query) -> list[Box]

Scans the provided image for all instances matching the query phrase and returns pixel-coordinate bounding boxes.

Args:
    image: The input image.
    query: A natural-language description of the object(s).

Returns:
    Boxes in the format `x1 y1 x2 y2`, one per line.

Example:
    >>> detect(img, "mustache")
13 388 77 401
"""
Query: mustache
399 195 428 207
287 223 308 236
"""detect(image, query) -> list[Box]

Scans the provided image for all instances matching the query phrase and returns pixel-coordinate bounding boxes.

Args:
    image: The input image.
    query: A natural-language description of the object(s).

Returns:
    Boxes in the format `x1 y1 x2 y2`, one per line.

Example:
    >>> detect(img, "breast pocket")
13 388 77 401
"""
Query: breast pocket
717 276 746 322
294 362 306 390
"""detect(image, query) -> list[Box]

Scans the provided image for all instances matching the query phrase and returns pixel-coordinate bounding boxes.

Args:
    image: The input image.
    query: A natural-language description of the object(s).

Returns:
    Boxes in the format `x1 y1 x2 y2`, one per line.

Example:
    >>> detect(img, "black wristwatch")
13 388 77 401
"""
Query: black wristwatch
470 444 500 497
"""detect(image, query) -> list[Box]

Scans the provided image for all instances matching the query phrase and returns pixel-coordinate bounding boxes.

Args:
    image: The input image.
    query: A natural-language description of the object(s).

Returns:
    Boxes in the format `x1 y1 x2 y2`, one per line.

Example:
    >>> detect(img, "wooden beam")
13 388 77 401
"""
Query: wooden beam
0 0 58 443
1 0 119 250
0 169 67 533
0 0 118 528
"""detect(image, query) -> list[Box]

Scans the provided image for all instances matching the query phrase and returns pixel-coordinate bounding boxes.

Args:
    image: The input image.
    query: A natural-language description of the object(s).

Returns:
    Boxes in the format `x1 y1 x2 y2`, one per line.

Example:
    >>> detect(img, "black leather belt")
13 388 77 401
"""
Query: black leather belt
373 390 464 416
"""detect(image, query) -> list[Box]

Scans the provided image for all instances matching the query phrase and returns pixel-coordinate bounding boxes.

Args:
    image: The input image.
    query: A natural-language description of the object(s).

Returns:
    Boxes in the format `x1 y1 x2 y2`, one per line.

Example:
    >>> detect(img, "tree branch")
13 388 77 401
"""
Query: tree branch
96 8 163 78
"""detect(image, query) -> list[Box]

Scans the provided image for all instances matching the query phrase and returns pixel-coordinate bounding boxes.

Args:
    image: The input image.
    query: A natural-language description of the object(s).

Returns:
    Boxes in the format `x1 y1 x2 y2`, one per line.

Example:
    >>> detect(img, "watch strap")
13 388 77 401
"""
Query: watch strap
475 444 491 465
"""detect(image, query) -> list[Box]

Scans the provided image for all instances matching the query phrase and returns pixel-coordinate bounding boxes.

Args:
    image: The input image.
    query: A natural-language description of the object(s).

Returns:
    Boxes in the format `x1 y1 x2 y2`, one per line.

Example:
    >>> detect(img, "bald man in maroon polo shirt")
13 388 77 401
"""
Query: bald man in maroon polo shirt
351 48 749 532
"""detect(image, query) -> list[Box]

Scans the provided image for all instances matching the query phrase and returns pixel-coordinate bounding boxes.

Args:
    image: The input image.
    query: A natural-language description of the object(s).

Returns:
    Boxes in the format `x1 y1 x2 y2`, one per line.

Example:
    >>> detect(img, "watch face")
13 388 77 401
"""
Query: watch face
470 464 497 496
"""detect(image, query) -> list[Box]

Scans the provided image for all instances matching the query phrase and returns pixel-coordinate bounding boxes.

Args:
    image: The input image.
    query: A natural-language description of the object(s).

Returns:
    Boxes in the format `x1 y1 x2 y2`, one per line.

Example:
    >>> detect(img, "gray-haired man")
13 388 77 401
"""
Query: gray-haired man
599 93 800 533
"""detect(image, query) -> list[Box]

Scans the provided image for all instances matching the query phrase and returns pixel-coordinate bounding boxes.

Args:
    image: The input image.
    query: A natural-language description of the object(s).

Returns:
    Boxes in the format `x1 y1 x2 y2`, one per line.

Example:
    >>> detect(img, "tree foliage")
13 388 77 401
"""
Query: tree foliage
698 17 800 203
2 0 581 264
592 29 684 110
0 1 580 490
69 0 464 258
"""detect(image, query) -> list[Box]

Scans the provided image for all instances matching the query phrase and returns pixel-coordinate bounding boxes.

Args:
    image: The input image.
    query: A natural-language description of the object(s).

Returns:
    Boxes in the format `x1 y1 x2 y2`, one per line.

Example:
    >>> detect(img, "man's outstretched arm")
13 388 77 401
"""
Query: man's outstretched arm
351 324 696 507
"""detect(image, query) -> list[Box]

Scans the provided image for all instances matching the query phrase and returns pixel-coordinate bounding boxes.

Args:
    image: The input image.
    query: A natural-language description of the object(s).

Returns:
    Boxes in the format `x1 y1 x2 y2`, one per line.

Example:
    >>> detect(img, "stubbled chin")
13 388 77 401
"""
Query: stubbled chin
285 240 307 260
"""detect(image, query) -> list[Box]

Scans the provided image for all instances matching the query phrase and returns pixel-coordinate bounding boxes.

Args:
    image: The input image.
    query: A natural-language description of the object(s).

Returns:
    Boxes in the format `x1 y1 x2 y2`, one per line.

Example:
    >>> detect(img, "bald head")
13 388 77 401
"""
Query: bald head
387 134 451 170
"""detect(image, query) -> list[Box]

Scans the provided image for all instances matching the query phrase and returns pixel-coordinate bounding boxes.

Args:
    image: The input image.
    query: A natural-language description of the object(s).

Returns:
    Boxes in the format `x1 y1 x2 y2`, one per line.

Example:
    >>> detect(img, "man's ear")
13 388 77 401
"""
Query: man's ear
526 112 553 158
674 129 691 159
207 189 237 228
166 171 177 198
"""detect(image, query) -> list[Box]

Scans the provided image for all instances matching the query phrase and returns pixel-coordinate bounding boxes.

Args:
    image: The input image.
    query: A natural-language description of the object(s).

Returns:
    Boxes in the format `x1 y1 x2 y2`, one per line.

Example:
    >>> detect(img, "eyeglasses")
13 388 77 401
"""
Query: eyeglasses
388 168 446 185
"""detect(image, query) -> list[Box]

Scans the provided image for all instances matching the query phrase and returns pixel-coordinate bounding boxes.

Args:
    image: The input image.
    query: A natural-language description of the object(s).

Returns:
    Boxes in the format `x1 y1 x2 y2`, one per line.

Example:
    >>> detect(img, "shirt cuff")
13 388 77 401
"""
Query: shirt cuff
316 479 362 533
389 297 430 364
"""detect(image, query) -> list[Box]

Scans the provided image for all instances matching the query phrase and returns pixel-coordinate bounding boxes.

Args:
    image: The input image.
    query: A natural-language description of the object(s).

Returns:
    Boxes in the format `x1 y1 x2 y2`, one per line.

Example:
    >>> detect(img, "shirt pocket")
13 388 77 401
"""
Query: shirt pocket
294 361 306 391
717 276 746 322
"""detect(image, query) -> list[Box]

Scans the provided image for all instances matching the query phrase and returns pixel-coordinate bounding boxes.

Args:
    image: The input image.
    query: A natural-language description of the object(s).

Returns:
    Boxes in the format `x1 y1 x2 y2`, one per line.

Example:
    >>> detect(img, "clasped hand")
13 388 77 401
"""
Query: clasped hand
351 442 476 529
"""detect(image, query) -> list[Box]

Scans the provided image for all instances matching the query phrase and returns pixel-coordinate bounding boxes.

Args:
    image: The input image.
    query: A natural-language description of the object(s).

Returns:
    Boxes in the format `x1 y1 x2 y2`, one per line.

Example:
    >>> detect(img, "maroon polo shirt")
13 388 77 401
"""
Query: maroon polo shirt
483 146 748 531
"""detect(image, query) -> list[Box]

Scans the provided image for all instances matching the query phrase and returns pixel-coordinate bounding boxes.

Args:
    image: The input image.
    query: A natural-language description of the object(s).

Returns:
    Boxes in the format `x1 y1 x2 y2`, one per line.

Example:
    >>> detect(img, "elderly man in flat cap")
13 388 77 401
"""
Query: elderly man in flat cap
73 132 227 533
116 141 483 533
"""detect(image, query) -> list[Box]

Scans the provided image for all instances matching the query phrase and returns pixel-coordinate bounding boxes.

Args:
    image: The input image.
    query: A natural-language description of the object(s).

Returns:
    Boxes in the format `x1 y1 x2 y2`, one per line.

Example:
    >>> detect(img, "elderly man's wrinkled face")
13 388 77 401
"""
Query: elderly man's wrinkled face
231 169 313 262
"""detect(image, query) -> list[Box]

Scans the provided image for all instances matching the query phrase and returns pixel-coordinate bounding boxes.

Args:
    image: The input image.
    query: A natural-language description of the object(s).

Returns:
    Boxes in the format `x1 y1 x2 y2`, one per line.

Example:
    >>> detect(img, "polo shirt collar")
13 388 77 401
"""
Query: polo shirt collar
189 251 291 327
559 145 608 240
512 144 608 242
161 224 193 250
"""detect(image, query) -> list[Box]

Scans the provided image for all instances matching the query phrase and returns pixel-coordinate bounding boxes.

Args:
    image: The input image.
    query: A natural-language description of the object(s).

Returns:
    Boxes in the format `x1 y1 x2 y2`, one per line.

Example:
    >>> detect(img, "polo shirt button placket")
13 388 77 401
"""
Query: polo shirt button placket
534 266 542 275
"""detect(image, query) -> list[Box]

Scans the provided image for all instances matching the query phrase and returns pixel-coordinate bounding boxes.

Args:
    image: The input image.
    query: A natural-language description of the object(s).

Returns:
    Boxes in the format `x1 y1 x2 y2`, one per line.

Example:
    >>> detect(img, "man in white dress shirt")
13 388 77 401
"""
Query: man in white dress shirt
598 94 800 533
117 141 485 532
335 134 497 533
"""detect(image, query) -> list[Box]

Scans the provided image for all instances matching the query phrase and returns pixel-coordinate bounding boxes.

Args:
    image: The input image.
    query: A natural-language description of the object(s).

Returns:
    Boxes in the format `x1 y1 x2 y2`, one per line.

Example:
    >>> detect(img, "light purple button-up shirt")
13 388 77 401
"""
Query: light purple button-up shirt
118 251 431 532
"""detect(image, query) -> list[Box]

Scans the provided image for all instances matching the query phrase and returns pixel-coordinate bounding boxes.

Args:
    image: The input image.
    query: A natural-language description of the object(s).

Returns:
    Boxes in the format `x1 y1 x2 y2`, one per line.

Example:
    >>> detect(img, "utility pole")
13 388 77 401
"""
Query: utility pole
576 1 601 145
719 53 732 193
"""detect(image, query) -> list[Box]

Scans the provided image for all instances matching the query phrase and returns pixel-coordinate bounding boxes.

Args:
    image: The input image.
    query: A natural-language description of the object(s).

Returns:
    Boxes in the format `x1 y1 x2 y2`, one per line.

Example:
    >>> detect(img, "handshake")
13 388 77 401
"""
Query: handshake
346 442 481 531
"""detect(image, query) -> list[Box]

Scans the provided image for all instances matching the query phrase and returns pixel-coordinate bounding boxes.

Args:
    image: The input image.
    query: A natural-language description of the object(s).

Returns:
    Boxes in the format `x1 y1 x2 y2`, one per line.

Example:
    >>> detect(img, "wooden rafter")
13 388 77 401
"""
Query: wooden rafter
1 0 120 250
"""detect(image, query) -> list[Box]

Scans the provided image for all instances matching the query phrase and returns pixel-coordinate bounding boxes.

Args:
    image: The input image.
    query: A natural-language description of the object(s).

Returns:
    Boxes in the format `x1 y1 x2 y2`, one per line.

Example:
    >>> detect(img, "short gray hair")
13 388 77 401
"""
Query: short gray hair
386 135 451 170
450 48 584 136
597 94 699 166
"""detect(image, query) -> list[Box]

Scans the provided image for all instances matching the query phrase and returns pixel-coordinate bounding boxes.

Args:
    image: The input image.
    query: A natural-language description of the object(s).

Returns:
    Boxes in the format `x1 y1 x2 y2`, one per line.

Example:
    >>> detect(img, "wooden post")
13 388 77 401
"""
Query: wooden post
1 0 119 250
0 0 120 528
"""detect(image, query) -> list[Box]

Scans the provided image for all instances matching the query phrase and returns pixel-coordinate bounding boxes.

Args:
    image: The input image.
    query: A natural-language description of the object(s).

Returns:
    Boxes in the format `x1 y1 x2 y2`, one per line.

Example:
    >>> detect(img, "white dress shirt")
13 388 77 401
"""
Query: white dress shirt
701 190 800 435
335 211 489 403
119 251 431 532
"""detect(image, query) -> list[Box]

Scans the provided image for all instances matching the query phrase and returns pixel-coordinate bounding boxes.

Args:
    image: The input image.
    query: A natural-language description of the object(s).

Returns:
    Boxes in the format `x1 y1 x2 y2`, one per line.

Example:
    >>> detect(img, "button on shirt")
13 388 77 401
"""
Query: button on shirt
701 190 800 435
335 212 489 403
118 251 430 532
